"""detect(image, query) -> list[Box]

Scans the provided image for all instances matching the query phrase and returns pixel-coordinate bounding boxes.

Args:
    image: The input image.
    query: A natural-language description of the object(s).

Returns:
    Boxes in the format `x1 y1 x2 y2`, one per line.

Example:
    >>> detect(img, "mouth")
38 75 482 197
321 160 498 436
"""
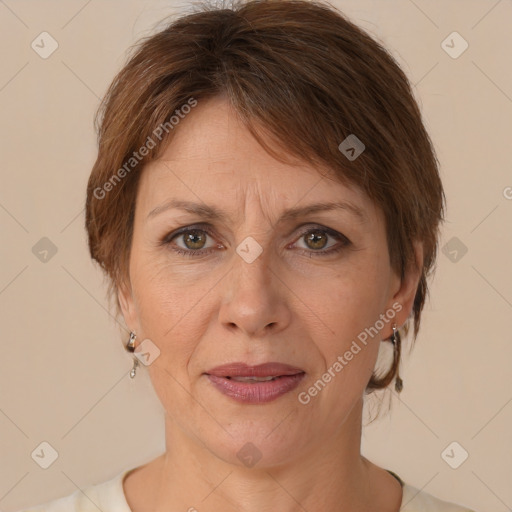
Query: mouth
224 375 287 382
204 362 305 404
206 361 304 378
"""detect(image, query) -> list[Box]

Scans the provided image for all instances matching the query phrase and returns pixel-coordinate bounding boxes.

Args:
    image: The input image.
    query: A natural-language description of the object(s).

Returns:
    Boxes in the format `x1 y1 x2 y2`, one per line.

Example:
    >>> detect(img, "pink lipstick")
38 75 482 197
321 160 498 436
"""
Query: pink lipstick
205 362 305 404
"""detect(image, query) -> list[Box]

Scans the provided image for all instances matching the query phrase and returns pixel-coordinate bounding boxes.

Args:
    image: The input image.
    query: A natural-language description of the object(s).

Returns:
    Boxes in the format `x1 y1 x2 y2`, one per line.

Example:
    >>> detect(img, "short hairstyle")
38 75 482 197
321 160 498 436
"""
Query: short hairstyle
85 0 445 392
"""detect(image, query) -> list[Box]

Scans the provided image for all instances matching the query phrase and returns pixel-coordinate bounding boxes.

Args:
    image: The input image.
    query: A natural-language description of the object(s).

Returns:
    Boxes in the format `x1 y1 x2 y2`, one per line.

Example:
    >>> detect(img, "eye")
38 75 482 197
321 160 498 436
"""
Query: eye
292 226 351 256
164 226 220 257
161 224 351 258
176 229 210 250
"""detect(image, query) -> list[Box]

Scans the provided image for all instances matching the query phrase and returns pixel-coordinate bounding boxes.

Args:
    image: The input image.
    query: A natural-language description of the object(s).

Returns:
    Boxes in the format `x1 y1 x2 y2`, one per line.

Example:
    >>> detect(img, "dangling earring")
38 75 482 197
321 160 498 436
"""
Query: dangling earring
390 323 403 393
126 331 139 379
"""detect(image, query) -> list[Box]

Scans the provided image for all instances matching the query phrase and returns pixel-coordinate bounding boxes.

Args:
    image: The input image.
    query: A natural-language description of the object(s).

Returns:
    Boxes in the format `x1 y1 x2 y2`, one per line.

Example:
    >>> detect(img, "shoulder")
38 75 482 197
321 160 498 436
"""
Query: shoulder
401 482 477 512
13 469 133 512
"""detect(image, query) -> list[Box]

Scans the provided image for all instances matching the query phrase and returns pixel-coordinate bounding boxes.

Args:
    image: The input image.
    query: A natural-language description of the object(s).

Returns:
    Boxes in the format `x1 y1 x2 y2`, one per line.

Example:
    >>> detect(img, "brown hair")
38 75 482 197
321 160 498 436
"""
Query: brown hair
85 0 445 392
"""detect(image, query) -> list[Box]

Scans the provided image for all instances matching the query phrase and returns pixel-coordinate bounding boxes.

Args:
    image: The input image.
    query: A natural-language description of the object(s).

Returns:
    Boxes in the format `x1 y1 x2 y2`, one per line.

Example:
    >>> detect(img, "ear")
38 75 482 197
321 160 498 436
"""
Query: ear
118 278 139 334
386 240 424 334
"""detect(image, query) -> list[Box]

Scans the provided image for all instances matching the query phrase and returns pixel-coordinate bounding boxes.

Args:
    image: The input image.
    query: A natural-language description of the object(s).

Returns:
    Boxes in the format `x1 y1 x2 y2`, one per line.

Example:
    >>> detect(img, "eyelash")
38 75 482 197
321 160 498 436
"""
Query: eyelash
161 224 351 258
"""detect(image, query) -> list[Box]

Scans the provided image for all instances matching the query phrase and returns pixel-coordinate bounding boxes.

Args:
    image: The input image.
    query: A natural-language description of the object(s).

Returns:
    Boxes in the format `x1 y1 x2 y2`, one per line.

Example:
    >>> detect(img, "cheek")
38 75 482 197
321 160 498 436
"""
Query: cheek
306 252 389 387
129 251 221 389
131 247 207 329
130 260 208 419
319 252 389 335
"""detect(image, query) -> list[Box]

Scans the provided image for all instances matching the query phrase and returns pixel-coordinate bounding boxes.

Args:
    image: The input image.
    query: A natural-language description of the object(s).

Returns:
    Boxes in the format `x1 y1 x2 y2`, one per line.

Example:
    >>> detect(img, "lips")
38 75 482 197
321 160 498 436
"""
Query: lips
206 362 304 378
205 362 306 404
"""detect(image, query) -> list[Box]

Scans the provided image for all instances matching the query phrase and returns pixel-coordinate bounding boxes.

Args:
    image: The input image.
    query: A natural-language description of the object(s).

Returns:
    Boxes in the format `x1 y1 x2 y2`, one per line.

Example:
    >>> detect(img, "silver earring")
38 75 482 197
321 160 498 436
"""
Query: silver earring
126 331 139 379
390 323 403 393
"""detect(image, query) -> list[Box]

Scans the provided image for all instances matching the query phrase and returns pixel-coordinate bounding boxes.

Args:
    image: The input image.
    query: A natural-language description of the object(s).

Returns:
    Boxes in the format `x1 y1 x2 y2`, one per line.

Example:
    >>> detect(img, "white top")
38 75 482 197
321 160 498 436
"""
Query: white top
15 468 477 512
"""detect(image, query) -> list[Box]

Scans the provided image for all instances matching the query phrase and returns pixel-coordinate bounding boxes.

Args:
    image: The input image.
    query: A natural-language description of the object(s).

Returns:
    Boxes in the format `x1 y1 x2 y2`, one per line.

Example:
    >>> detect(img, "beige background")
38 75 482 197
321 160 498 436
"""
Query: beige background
1 0 511 510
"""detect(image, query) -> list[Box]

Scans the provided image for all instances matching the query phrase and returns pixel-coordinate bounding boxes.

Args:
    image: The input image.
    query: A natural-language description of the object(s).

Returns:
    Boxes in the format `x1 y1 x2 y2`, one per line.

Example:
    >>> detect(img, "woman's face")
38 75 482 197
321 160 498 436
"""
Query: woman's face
119 95 420 467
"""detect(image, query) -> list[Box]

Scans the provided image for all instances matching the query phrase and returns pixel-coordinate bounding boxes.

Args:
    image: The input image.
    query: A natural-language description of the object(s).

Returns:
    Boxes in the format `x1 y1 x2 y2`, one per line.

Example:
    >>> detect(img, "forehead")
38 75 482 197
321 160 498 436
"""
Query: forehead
157 95 274 160
137 96 380 225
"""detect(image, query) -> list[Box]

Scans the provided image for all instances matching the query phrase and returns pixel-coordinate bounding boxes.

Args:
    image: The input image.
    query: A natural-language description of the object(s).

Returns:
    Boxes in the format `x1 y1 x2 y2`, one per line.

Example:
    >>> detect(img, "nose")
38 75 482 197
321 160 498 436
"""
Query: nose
218 246 292 339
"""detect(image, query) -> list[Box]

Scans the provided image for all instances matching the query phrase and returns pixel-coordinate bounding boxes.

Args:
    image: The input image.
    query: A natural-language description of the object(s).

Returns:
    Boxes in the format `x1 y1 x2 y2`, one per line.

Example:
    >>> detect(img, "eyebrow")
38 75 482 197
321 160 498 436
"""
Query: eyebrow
147 198 368 224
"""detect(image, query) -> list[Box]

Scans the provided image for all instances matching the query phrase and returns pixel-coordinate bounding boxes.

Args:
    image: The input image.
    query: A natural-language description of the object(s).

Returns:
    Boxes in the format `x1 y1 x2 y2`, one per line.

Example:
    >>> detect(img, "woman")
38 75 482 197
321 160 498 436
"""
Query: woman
18 0 477 510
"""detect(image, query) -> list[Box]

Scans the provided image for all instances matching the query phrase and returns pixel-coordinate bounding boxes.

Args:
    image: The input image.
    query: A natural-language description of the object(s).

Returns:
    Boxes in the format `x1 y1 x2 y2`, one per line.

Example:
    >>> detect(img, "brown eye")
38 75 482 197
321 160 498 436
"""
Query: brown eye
304 230 329 250
162 225 220 257
294 226 351 257
181 230 208 250
163 224 349 259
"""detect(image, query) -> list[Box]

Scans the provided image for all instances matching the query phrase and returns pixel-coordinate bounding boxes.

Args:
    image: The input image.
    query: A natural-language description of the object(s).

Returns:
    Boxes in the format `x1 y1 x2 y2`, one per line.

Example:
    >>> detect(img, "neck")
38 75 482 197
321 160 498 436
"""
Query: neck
148 398 381 512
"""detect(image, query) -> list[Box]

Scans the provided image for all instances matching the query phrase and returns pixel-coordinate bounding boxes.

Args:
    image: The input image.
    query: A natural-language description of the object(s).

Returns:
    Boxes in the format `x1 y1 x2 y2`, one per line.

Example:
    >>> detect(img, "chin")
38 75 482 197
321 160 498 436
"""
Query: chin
200 415 310 470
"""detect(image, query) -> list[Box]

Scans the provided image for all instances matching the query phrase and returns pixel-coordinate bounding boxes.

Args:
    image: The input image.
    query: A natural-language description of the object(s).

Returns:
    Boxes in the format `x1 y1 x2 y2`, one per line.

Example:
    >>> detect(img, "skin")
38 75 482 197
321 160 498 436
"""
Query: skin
118 95 423 512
